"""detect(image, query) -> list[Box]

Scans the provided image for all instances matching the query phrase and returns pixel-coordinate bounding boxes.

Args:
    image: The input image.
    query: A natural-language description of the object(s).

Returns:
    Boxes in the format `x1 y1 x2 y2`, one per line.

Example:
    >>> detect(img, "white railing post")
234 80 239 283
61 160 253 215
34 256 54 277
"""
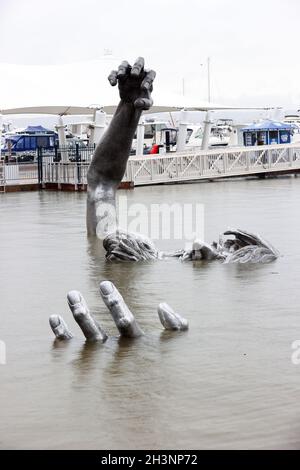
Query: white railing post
246 151 250 171
289 147 293 167
176 155 179 178
136 119 145 156
58 163 62 189
177 109 188 152
56 116 69 162
129 160 134 183
150 158 154 181
74 163 78 190
267 149 271 169
223 153 228 173
201 111 213 150
89 110 106 146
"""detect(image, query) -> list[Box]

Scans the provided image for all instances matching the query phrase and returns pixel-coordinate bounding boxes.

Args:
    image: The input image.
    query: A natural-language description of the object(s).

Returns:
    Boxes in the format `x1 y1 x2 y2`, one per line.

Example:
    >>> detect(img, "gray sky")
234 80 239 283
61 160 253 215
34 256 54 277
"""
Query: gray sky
1 0 300 109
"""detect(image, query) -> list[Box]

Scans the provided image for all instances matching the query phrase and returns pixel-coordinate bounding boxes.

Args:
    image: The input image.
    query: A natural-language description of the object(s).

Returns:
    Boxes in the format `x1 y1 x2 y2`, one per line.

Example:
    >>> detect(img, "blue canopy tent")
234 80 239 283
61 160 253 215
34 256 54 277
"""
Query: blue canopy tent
3 125 57 153
242 120 294 146
23 125 54 134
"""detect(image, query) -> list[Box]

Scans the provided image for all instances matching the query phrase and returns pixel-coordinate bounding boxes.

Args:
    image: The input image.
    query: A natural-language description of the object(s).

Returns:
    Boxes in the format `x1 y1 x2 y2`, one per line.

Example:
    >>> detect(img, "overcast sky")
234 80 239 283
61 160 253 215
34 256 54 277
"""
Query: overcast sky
1 0 300 110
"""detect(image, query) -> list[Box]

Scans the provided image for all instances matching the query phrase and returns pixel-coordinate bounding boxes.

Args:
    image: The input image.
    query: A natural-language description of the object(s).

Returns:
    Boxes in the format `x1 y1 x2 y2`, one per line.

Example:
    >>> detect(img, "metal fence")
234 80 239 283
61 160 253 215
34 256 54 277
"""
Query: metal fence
2 161 39 184
37 145 94 189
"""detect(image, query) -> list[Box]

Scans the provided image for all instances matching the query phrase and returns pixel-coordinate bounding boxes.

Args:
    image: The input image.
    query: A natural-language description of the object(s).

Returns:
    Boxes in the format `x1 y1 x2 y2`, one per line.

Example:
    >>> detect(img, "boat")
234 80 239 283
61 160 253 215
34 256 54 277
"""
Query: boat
2 125 58 161
283 114 300 143
185 122 230 150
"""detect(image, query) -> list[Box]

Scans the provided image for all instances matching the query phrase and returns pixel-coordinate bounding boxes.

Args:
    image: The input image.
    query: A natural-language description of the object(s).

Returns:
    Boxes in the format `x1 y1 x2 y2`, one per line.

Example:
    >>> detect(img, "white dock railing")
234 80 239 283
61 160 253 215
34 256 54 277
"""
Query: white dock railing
123 143 300 185
2 143 300 188
42 161 89 189
2 162 38 185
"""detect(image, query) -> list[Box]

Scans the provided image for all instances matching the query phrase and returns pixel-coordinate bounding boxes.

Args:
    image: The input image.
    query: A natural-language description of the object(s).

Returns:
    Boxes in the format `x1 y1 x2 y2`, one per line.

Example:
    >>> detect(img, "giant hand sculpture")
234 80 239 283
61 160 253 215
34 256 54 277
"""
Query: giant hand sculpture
49 281 189 341
86 58 156 238
85 58 278 265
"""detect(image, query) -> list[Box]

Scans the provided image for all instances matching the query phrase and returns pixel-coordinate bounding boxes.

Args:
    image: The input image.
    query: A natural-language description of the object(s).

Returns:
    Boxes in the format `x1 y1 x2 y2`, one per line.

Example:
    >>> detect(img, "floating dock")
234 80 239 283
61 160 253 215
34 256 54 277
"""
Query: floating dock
1 142 300 192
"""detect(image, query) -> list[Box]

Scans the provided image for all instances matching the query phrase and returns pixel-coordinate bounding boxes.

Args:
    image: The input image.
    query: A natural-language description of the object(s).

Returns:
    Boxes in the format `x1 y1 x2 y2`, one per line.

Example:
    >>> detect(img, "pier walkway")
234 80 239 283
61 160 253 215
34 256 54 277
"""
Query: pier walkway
123 142 300 185
1 142 300 191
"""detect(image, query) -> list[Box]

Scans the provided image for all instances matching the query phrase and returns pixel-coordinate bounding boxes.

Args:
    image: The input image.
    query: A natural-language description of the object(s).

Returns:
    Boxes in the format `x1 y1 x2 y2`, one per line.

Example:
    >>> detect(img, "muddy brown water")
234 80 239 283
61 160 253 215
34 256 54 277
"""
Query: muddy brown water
1 177 300 449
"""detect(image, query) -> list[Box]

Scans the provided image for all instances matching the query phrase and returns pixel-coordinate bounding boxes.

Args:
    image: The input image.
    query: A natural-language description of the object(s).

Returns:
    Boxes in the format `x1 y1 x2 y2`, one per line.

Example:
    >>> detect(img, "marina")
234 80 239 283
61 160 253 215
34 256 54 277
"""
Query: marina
2 0 300 458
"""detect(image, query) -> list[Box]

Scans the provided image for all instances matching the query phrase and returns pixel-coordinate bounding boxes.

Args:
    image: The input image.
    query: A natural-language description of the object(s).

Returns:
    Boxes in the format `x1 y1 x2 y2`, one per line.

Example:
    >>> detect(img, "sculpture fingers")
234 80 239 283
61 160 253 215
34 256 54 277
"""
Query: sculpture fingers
141 69 156 91
49 314 73 340
117 60 130 78
109 249 139 262
67 290 108 342
223 228 275 251
180 249 193 261
99 281 144 338
131 57 145 76
158 303 189 331
108 70 118 86
222 228 279 262
134 97 153 110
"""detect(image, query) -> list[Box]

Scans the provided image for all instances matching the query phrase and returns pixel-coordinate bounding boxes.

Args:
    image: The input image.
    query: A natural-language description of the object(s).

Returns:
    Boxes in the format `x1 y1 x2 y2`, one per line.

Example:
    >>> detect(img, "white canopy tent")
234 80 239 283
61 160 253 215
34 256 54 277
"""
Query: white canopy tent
1 101 272 116
0 57 275 113
0 58 277 154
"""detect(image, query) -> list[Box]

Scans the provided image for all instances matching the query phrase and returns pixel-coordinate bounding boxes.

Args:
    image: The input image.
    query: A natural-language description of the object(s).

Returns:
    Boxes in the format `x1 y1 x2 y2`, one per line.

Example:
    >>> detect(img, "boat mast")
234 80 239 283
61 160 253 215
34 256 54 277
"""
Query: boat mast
207 57 211 103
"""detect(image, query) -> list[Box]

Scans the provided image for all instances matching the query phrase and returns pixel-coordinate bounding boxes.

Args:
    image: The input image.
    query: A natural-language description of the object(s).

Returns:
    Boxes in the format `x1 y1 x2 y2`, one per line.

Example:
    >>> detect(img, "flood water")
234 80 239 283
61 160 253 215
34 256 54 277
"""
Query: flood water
1 177 300 449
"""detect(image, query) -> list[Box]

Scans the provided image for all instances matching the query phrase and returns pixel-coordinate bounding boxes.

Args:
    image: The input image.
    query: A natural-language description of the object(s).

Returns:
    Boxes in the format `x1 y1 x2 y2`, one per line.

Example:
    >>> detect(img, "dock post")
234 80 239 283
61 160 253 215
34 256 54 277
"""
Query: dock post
289 147 293 167
201 111 213 150
246 150 250 171
90 110 106 146
223 152 228 173
267 149 271 169
177 109 188 152
56 116 68 162
136 118 145 156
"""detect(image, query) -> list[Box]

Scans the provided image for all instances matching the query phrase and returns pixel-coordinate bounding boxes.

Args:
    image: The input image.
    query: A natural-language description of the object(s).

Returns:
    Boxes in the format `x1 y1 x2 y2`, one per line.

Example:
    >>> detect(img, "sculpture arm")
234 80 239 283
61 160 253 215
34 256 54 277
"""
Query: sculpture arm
86 58 155 237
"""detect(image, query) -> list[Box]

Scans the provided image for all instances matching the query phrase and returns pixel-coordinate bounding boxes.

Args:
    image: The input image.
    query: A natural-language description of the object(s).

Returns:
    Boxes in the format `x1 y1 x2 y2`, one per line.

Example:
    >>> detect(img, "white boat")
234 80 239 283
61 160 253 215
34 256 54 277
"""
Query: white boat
185 120 230 150
283 114 300 143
